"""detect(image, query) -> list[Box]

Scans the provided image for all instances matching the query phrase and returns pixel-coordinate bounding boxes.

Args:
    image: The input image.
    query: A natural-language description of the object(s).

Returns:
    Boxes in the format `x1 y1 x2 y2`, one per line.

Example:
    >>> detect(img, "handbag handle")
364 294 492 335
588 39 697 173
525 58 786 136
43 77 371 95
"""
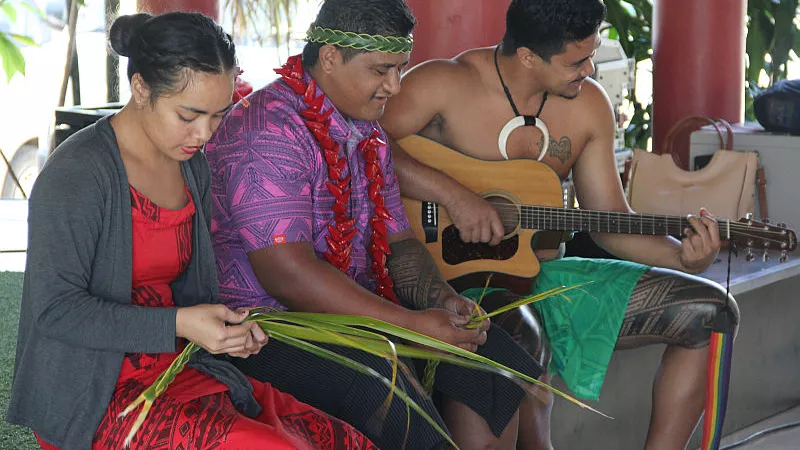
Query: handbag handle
663 116 734 168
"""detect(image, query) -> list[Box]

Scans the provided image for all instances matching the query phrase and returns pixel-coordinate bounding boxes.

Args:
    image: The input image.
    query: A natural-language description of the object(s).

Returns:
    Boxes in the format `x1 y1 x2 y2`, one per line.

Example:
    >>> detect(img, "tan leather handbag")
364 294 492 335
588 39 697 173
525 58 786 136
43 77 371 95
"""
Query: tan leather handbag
626 116 768 221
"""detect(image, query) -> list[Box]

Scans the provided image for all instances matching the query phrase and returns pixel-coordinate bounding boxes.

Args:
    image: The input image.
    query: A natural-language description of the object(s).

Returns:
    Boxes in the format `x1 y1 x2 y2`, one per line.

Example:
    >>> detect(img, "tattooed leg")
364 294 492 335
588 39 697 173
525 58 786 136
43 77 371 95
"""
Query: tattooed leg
618 267 738 349
618 267 740 450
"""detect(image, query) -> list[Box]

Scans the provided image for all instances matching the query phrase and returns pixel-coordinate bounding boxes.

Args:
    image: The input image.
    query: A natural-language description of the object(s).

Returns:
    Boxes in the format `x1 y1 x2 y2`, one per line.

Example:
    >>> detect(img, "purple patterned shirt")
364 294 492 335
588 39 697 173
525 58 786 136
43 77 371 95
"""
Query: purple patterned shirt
205 73 410 310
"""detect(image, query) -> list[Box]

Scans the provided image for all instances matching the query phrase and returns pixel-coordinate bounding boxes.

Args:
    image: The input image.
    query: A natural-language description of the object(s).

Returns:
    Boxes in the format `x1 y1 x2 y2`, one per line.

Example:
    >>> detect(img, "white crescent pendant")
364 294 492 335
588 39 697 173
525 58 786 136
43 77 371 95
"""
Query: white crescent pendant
497 115 550 161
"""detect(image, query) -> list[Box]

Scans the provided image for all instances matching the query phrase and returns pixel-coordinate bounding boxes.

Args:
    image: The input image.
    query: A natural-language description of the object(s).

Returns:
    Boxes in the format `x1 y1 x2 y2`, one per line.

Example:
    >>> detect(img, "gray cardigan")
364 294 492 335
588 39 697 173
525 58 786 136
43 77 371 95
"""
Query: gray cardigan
6 117 224 449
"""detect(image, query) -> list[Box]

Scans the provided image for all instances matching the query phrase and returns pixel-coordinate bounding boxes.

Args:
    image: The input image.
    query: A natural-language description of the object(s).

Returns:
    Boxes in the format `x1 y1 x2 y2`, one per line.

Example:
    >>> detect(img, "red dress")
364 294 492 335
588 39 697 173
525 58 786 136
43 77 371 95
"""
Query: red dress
38 185 377 450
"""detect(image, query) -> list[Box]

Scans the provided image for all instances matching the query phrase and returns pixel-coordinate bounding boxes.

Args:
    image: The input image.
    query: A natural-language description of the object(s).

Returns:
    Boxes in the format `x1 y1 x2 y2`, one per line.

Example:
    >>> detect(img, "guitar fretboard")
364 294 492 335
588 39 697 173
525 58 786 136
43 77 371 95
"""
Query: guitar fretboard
520 206 731 239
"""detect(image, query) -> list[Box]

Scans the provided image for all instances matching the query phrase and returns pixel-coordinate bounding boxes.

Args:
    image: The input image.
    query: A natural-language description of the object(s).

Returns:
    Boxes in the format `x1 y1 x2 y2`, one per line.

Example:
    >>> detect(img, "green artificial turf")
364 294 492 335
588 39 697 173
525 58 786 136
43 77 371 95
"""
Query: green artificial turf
0 271 36 449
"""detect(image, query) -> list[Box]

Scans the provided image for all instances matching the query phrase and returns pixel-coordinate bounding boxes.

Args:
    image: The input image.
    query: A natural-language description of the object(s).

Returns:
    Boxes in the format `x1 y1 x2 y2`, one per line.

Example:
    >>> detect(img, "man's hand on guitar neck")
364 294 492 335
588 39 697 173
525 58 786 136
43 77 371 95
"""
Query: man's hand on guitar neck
444 186 506 246
677 208 721 274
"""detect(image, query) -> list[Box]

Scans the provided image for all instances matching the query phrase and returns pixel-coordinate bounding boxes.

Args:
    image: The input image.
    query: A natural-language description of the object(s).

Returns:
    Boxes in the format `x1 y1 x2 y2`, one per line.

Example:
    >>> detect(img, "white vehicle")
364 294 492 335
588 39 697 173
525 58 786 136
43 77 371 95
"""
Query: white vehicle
0 0 107 198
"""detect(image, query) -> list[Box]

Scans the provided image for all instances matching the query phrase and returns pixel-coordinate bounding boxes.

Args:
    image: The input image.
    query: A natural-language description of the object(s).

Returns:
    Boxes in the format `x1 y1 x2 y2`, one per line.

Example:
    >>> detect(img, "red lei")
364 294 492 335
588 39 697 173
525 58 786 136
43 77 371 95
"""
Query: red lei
274 55 398 304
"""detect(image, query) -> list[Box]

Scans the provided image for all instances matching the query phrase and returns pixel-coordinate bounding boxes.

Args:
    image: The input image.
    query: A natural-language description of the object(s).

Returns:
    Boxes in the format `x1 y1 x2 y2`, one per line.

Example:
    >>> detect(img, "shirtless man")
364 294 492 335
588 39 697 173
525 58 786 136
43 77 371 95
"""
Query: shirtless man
380 0 739 448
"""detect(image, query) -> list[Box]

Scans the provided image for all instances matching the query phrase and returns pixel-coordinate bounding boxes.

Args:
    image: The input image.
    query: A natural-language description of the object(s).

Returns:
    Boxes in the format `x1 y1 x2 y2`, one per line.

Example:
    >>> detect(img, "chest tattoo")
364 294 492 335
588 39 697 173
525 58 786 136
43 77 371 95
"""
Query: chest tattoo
548 136 572 163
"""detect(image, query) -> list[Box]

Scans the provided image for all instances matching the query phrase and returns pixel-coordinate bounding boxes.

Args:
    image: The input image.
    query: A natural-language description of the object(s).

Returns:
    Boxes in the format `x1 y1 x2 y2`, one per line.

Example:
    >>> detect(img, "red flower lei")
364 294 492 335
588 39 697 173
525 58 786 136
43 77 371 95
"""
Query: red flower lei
274 55 398 304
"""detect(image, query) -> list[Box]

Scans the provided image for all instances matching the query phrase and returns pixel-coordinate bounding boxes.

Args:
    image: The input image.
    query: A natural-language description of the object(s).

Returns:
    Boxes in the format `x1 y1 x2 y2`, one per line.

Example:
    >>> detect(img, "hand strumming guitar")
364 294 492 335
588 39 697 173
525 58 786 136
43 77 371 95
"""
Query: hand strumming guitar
443 184 505 246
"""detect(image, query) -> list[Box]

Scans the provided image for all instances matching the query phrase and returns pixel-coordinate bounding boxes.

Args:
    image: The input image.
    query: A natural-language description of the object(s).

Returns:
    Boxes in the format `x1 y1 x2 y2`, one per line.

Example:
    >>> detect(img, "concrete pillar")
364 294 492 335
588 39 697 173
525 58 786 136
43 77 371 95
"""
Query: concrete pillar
652 0 746 167
405 0 511 66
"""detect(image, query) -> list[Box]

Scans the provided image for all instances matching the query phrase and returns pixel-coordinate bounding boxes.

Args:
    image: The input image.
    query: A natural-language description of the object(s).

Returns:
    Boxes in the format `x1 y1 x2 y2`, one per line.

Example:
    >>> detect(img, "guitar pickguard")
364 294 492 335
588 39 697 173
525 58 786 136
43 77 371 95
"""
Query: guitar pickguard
441 225 520 265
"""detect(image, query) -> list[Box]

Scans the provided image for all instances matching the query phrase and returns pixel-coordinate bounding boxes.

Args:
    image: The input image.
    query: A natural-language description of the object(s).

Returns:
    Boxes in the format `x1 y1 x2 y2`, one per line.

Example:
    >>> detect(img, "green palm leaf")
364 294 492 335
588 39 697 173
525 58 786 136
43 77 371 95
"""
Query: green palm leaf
253 310 608 415
121 292 611 447
467 282 594 326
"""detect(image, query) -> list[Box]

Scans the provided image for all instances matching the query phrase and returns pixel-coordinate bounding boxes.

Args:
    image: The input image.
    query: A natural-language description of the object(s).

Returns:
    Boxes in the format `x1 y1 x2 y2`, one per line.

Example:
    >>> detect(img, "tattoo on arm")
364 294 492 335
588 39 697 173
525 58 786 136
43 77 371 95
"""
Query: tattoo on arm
386 238 453 310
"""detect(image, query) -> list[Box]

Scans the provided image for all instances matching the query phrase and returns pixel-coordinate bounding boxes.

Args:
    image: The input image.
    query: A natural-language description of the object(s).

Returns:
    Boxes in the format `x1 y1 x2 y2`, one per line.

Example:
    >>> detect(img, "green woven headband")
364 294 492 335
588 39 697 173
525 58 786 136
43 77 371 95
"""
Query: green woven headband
306 26 413 54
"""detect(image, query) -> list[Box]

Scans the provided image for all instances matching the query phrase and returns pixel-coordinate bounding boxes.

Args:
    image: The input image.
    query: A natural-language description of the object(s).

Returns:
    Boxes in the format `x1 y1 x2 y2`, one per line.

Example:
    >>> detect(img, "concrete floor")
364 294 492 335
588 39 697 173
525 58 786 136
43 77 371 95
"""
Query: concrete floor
715 404 800 450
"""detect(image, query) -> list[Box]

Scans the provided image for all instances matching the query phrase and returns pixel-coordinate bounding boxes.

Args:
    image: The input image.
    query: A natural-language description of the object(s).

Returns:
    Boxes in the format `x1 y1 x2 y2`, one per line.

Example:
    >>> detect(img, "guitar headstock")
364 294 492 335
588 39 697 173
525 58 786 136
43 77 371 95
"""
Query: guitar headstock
729 215 797 263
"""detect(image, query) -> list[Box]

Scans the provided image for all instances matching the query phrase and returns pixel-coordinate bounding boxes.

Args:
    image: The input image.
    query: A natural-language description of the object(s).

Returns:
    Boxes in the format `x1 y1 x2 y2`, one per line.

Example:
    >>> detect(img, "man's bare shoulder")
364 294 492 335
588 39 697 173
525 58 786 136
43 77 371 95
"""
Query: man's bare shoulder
547 77 615 137
573 77 615 117
402 48 490 93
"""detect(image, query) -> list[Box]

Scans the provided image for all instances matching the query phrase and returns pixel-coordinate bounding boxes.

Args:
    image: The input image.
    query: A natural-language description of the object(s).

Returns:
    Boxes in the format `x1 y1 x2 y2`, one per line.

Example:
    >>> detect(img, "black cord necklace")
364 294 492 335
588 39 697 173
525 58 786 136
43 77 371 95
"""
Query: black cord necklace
494 46 551 161
494 46 547 118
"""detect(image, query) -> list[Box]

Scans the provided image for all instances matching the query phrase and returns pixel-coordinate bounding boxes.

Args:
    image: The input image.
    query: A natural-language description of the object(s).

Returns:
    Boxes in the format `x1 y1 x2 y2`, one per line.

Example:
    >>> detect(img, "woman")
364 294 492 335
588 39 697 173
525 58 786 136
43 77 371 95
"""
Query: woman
6 12 377 450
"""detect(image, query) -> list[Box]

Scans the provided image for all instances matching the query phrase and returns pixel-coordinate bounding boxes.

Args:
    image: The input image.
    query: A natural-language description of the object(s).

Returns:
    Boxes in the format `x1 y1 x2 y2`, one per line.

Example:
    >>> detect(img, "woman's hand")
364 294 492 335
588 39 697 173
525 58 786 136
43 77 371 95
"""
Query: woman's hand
176 304 268 358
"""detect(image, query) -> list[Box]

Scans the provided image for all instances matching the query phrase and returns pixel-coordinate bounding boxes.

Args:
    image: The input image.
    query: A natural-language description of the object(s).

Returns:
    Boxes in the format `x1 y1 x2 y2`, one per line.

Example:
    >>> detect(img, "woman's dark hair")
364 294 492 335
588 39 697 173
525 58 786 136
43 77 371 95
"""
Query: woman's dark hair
109 12 237 103
501 0 605 61
302 0 416 68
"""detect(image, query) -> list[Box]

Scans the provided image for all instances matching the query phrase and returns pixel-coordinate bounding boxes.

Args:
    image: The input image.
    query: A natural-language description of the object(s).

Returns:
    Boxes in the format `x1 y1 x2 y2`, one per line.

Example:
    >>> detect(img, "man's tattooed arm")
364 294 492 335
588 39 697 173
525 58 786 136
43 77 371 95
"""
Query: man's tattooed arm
386 237 455 311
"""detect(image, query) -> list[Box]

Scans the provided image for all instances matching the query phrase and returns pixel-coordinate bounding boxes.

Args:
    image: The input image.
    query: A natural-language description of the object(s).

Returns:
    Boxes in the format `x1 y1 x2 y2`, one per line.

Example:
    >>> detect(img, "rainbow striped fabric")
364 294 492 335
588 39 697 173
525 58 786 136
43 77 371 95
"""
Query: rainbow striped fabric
701 327 735 450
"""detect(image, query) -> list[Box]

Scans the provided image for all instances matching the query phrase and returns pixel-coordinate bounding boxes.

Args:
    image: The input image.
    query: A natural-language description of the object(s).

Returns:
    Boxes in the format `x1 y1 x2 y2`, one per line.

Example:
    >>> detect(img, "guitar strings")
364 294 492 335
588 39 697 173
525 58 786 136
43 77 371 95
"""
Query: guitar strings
490 217 788 242
445 203 792 245
489 215 788 245
484 203 786 235
490 208 784 232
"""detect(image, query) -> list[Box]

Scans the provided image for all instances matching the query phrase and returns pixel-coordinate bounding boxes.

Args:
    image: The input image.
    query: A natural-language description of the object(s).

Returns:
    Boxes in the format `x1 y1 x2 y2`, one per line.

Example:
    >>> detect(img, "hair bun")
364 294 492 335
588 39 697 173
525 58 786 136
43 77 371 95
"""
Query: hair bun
109 13 152 57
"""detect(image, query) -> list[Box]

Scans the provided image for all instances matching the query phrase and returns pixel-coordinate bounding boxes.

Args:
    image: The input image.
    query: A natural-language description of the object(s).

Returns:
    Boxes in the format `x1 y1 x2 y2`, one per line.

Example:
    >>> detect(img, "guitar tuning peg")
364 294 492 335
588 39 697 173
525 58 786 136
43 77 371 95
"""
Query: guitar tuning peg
780 250 789 263
778 222 787 228
762 218 770 224
762 250 770 263
745 248 755 262
745 212 753 221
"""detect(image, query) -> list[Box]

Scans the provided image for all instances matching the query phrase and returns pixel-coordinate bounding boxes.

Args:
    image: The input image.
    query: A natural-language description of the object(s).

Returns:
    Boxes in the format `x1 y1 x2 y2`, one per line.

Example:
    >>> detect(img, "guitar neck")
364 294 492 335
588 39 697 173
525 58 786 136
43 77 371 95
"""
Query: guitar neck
520 206 731 239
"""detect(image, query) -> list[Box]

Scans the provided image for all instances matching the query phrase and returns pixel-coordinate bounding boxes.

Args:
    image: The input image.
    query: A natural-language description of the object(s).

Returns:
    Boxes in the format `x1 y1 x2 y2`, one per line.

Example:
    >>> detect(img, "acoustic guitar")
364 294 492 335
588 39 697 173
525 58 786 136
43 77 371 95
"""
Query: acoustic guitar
399 135 797 295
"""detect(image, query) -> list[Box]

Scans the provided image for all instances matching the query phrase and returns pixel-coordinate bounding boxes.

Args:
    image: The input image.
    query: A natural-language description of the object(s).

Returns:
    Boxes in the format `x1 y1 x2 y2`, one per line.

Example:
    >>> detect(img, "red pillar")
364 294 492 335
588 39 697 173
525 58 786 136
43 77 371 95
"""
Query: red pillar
405 0 511 67
136 0 219 21
652 0 746 167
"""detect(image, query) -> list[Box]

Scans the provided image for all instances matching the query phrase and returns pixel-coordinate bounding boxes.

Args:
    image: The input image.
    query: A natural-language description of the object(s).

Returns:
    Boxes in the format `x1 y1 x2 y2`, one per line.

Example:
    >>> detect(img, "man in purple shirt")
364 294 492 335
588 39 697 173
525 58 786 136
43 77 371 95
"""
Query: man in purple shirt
205 0 546 448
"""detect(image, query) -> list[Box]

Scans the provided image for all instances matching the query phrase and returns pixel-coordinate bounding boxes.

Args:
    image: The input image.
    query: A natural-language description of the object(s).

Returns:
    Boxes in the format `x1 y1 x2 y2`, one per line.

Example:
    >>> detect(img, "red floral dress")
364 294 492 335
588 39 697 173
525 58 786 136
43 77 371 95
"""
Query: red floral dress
37 185 377 450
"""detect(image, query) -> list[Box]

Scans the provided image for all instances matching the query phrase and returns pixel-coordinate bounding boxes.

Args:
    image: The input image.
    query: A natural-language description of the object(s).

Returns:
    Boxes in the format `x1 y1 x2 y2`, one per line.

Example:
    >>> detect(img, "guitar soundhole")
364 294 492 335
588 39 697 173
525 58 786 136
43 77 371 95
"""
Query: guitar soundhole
486 195 520 236
442 226 519 265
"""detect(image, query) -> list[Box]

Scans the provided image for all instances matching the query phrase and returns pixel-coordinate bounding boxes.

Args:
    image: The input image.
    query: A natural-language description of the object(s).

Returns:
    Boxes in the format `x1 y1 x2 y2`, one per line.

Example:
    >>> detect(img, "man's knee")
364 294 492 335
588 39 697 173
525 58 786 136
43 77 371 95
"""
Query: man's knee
517 305 551 369
480 291 551 369
667 282 739 349
703 283 740 339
